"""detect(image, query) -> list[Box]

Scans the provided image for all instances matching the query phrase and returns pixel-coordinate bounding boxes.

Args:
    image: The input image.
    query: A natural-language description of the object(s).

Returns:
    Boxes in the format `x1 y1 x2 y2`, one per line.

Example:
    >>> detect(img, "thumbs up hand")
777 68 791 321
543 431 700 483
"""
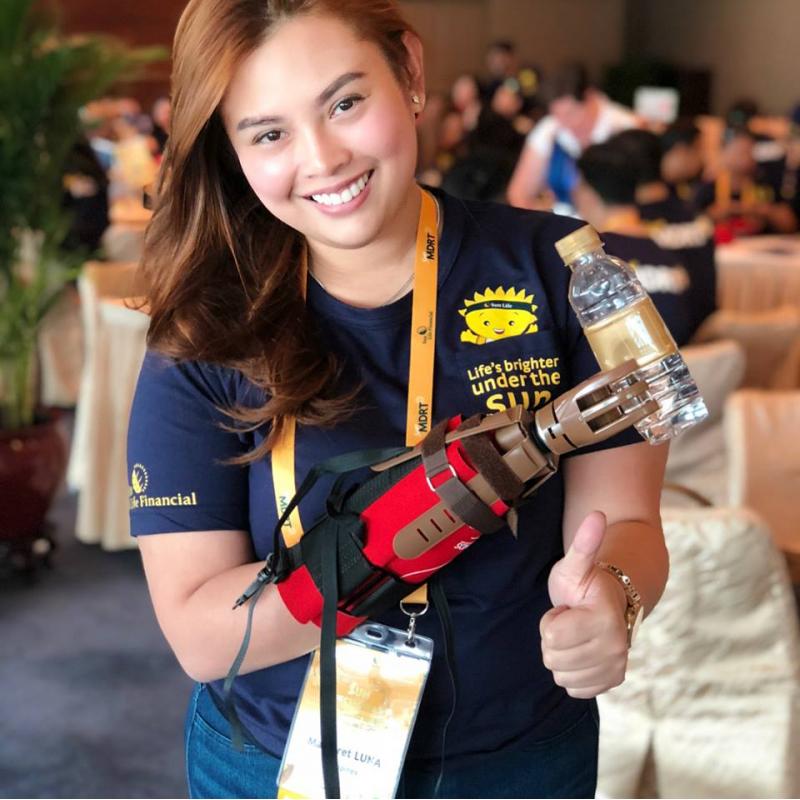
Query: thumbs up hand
540 511 630 699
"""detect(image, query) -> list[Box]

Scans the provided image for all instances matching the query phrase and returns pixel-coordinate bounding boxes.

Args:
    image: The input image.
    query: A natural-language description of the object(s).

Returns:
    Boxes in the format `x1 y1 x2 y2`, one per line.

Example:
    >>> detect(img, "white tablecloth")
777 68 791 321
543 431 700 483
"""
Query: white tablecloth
716 235 800 312
38 286 83 407
68 296 148 550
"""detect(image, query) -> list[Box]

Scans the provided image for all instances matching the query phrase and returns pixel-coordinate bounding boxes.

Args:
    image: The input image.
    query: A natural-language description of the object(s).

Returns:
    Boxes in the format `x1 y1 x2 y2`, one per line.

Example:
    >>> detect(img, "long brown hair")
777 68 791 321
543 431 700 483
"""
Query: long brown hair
141 0 417 462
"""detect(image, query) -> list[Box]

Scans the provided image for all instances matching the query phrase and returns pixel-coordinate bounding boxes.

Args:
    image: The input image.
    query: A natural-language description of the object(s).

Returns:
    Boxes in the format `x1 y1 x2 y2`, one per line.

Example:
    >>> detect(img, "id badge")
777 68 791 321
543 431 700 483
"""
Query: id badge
278 623 433 799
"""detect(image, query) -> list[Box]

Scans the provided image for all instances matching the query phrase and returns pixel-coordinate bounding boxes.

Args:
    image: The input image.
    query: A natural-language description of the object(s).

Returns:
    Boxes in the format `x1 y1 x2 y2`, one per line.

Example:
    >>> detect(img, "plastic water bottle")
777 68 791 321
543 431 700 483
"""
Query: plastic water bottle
555 224 708 444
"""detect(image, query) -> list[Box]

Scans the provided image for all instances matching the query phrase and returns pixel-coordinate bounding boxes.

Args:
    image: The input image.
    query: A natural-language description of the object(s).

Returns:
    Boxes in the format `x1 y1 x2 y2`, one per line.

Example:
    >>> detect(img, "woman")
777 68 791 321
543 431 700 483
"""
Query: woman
128 2 669 797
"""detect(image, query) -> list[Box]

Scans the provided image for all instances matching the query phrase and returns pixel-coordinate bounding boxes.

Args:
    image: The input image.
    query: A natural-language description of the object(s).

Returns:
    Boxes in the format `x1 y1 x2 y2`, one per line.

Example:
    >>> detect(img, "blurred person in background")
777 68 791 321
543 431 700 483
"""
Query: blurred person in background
694 126 798 239
450 73 483 133
610 129 694 223
82 97 162 189
660 120 705 204
415 90 468 188
82 98 119 171
507 63 638 213
481 39 518 103
611 127 715 242
725 99 760 138
780 104 800 222
62 134 110 254
608 128 716 335
151 96 172 156
573 141 700 345
726 97 784 161
490 77 536 136
440 78 529 202
758 103 800 225
91 100 161 202
481 40 543 126
724 97 798 204
416 76 484 188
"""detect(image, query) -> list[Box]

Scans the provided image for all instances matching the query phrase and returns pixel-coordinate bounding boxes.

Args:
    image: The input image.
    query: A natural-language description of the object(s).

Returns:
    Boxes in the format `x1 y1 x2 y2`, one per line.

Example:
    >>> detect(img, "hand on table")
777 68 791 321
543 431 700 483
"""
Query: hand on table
540 511 629 699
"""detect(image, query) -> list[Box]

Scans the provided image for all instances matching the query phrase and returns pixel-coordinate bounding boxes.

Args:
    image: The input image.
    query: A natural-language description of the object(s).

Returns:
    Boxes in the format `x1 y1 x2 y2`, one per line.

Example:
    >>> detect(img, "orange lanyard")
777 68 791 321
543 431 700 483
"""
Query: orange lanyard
271 188 439 553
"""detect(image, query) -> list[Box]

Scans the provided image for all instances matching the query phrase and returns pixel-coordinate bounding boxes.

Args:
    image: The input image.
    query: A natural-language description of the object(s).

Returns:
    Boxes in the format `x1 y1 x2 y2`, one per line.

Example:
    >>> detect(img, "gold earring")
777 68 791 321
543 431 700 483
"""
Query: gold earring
411 94 420 105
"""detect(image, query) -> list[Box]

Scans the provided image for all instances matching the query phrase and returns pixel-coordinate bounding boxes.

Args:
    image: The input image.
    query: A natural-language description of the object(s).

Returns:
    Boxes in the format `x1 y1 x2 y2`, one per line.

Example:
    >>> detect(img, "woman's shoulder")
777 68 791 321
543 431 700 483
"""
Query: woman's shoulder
445 192 585 256
137 350 265 410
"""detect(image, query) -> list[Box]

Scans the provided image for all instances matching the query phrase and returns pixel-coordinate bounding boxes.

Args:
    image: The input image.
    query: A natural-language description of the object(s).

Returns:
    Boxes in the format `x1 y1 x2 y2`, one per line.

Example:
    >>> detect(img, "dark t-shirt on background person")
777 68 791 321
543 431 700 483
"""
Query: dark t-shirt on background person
638 193 697 225
128 189 641 765
665 180 703 209
693 165 791 236
441 109 526 202
693 176 781 212
62 138 110 253
635 199 717 337
765 156 800 223
600 232 696 346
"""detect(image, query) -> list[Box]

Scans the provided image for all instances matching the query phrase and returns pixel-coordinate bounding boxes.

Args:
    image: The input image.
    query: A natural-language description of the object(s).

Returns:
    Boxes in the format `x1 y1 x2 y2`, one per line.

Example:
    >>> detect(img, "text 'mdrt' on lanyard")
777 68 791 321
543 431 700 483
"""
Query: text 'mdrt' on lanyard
271 188 439 602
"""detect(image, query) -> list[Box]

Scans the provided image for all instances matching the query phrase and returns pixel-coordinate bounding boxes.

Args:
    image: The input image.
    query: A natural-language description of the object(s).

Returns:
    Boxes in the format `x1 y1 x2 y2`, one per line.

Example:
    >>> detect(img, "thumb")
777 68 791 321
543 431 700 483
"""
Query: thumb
558 511 607 598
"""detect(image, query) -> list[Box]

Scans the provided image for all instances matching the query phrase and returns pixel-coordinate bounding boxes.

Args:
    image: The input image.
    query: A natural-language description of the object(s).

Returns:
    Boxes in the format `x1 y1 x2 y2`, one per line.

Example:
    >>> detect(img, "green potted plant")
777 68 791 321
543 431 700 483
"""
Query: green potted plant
0 0 164 555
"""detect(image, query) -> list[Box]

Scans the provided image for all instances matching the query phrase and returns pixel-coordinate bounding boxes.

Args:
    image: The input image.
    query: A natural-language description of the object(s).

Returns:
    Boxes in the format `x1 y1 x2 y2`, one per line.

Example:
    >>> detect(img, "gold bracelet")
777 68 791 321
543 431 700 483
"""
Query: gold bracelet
596 561 644 648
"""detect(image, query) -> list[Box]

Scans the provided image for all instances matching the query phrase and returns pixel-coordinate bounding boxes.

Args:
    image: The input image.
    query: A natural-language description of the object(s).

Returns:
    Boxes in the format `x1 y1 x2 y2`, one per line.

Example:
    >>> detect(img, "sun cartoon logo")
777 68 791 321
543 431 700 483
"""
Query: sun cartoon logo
130 463 149 495
459 286 539 344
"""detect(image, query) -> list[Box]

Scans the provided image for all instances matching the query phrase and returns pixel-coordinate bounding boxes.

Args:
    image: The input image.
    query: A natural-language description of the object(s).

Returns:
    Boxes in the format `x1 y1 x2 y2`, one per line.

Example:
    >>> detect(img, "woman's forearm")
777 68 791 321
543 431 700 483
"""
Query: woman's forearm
507 147 546 209
595 519 669 616
166 562 321 683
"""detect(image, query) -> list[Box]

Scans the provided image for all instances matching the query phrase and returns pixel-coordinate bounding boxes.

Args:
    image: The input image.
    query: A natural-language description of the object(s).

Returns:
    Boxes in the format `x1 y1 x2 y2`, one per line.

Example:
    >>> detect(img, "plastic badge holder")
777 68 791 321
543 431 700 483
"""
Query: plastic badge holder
278 623 433 799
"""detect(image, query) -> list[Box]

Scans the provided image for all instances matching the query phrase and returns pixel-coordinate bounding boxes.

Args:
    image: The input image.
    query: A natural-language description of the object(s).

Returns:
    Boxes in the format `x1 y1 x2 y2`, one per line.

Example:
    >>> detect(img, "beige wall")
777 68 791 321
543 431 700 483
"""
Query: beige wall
400 0 626 95
400 0 489 93
56 0 799 116
638 0 800 115
487 0 626 81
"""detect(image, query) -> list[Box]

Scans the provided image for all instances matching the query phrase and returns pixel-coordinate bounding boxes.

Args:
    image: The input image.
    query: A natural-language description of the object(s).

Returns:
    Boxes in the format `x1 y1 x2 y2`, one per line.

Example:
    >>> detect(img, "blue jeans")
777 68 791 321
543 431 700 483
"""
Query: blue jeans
184 684 599 799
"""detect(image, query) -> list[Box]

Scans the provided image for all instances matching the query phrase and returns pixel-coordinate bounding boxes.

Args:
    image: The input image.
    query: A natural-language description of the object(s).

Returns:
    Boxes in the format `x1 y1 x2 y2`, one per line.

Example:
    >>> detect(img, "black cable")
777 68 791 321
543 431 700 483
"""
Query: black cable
430 577 458 798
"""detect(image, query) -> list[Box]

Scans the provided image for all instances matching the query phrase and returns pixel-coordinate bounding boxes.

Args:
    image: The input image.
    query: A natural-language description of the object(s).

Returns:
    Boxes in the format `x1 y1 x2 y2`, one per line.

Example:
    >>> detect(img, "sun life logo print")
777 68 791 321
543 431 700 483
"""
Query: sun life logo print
459 286 562 412
459 286 538 344
130 463 149 495
129 462 199 510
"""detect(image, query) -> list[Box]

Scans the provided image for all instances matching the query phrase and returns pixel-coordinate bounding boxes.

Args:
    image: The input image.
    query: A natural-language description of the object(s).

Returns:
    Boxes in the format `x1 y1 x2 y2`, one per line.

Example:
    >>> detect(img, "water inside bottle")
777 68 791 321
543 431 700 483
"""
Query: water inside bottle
633 353 708 443
584 296 676 371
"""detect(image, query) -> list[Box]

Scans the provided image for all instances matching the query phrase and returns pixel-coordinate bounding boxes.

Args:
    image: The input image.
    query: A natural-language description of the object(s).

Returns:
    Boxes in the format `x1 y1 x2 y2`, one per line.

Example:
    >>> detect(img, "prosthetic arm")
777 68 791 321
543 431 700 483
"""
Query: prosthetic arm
239 360 657 634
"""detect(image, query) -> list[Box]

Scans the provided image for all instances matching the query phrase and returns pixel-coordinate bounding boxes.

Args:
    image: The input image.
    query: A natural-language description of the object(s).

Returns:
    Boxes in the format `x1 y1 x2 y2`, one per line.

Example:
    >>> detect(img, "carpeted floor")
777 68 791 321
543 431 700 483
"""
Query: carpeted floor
0 488 191 799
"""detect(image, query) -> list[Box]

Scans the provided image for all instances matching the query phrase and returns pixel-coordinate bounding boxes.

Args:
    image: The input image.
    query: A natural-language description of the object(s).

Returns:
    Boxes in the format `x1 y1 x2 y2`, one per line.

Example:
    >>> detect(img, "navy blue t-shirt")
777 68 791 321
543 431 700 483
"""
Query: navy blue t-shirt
638 193 697 225
636 207 717 338
128 190 641 763
600 232 696 346
694 168 796 235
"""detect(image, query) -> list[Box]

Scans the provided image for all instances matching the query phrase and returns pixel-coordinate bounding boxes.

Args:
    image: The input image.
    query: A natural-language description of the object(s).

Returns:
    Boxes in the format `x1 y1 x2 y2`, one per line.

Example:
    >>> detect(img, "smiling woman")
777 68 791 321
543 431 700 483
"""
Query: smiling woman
129 1 669 798
220 12 423 286
142 0 424 454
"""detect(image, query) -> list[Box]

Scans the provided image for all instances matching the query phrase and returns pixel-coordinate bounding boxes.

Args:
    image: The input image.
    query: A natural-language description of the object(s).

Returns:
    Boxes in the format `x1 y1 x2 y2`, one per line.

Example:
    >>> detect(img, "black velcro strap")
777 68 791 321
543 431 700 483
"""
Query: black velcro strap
458 426 525 503
420 420 504 535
